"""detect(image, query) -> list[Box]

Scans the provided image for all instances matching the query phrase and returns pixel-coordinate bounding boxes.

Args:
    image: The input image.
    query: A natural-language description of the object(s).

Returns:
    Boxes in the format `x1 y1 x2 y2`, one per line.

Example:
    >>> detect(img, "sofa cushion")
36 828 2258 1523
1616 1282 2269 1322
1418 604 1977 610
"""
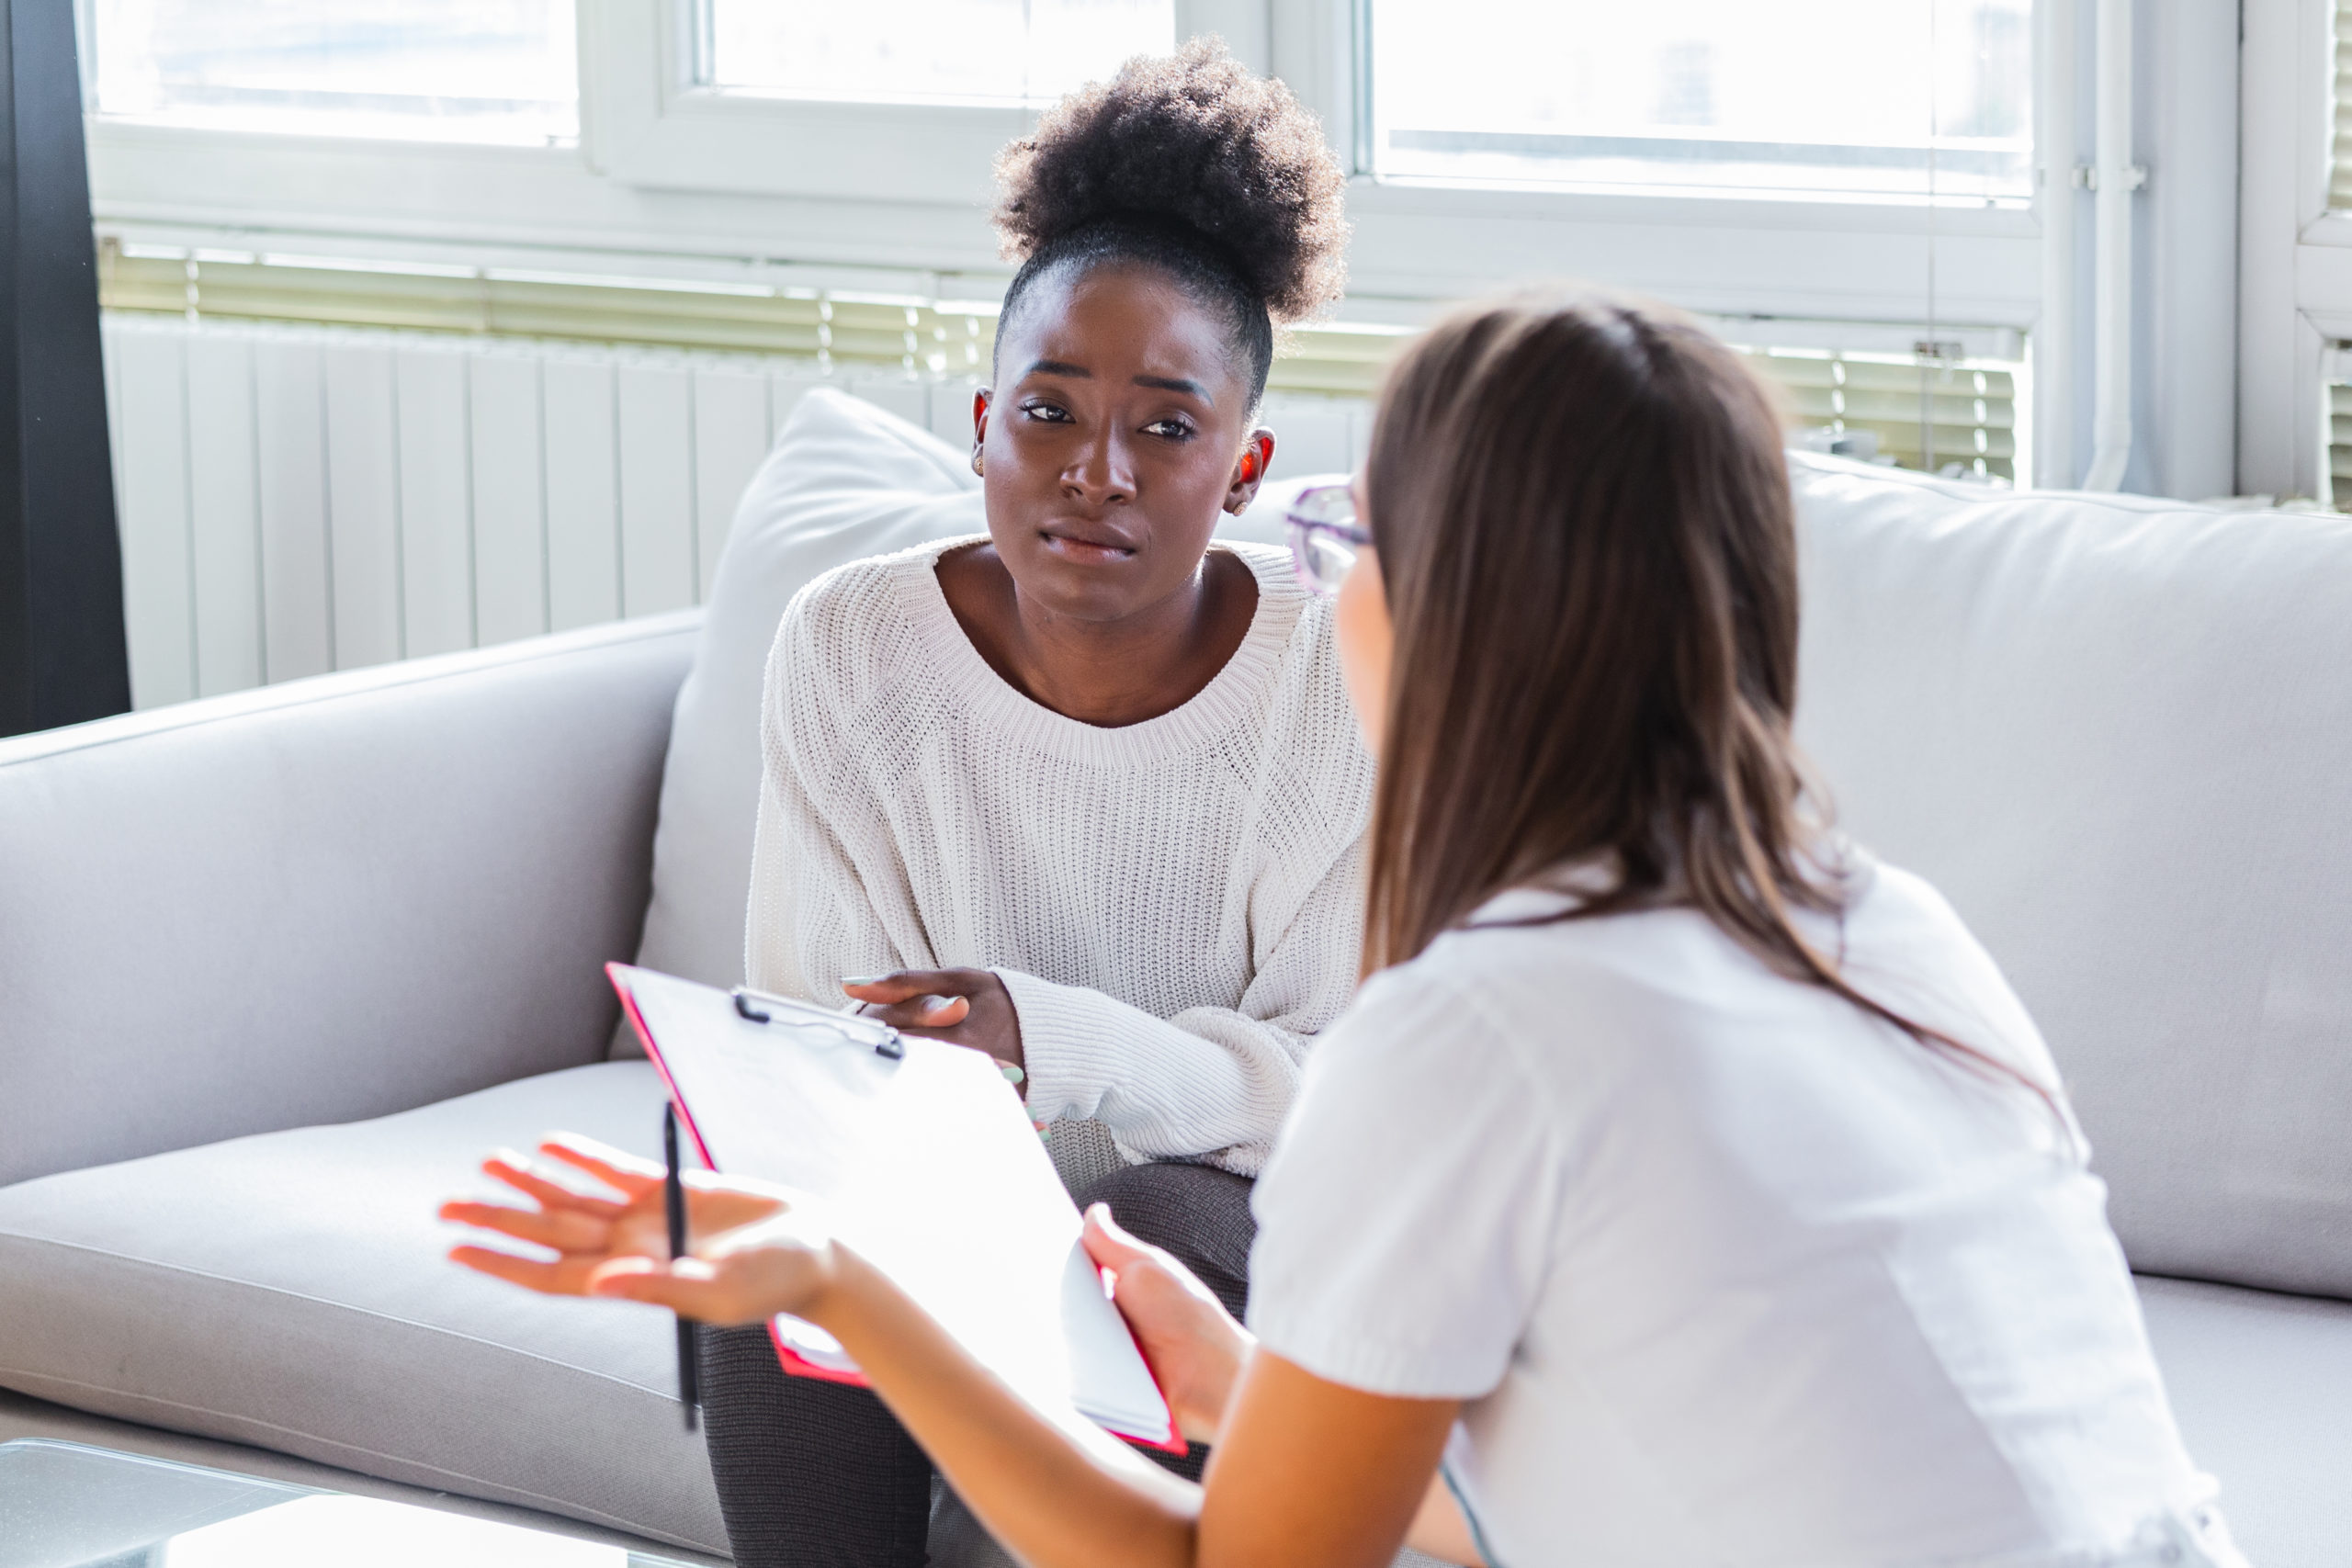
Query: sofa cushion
2135 1276 2352 1568
1792 457 2352 1298
620 377 1331 1022
0 1062 726 1555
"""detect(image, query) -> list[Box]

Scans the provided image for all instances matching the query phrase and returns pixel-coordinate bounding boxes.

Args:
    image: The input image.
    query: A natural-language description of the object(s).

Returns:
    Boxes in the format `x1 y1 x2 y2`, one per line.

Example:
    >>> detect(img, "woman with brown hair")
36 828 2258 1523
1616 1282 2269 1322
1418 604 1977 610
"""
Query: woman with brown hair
450 292 2242 1568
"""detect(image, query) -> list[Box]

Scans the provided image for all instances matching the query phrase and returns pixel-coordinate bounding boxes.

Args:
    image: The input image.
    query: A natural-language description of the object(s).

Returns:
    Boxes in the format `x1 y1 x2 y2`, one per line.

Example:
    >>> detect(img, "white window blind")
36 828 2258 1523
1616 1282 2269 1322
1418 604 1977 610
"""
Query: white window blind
88 0 578 144
700 0 1172 106
99 244 2023 483
2335 0 2352 209
1752 348 2019 482
2328 381 2352 509
1369 0 2033 204
2325 1 2352 505
96 244 1405 398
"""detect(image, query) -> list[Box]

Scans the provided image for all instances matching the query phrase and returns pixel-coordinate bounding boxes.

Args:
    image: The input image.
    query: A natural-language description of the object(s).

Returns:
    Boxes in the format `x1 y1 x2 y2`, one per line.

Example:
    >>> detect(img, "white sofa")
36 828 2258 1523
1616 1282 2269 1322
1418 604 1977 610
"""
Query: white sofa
1 400 2347 1564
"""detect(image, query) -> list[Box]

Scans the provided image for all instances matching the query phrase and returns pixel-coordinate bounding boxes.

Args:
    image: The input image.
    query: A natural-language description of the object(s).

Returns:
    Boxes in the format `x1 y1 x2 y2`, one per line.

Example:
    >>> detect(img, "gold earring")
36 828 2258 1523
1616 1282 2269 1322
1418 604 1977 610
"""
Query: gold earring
971 452 985 477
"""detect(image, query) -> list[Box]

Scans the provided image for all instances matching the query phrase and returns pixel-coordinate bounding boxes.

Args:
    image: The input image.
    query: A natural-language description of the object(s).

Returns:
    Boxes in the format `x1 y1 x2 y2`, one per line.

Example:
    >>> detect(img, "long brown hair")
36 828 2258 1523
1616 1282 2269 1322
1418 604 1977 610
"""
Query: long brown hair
1360 292 2058 1112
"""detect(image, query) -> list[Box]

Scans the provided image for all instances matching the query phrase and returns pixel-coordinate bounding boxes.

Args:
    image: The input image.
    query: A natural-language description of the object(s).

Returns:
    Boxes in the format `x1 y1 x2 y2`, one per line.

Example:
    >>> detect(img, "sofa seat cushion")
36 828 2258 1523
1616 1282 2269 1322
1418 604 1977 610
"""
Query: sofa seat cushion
0 1062 725 1556
2137 1275 2352 1568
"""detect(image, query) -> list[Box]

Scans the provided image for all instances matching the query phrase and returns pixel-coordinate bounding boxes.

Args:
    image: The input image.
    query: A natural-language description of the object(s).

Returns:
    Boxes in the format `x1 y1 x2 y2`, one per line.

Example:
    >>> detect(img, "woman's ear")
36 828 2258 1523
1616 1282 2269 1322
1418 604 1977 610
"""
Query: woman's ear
970 389 993 477
1223 428 1277 514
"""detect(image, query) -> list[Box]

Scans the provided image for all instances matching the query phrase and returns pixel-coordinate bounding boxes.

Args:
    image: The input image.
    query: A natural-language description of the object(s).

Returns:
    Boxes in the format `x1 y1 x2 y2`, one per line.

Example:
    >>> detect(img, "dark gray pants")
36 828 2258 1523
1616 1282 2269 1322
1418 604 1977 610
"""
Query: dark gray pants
699 1160 1255 1568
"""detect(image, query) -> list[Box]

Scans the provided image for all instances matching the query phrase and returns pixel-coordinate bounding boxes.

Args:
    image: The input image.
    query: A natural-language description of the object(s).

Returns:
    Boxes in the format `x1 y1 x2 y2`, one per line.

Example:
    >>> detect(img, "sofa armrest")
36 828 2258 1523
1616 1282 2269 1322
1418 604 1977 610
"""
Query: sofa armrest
0 613 697 1188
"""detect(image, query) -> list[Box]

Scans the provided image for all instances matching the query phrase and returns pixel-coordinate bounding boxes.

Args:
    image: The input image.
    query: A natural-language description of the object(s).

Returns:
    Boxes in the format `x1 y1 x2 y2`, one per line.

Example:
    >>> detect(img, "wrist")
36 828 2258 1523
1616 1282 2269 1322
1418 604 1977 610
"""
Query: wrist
987 969 1027 1076
1199 1332 1255 1442
800 1238 944 1354
795 1238 868 1332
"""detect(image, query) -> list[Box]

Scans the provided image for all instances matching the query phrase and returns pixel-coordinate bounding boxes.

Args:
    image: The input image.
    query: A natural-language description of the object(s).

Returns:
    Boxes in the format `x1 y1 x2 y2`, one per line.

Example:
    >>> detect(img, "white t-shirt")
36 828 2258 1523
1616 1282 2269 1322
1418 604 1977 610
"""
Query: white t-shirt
1248 855 2243 1568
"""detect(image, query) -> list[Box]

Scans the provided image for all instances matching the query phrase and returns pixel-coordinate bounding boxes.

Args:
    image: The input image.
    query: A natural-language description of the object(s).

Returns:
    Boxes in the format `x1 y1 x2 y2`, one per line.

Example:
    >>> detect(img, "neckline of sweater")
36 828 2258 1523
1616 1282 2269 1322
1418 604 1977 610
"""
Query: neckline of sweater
889 535 1310 767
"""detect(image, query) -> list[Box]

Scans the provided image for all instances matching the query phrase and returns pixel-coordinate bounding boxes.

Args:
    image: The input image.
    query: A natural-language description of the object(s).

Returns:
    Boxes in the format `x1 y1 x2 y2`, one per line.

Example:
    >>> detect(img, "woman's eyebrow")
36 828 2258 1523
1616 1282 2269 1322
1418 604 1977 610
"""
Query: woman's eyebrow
1134 374 1210 401
1024 357 1211 403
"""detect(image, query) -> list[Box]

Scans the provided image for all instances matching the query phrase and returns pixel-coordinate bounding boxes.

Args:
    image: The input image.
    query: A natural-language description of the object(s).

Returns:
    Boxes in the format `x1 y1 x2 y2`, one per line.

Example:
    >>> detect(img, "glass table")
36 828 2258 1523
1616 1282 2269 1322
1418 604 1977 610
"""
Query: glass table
0 1439 696 1568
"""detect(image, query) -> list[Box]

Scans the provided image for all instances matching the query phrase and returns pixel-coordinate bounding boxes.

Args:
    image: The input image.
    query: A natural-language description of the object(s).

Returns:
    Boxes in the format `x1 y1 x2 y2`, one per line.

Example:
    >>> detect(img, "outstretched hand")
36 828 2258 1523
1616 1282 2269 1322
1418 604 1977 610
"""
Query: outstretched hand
842 967 1025 1074
1081 1201 1253 1445
440 1134 840 1326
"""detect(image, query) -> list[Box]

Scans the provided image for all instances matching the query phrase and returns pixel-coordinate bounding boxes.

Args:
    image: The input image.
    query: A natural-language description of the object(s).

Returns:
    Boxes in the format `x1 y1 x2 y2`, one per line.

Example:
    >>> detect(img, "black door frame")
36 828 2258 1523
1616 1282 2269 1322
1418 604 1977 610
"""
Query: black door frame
0 0 127 738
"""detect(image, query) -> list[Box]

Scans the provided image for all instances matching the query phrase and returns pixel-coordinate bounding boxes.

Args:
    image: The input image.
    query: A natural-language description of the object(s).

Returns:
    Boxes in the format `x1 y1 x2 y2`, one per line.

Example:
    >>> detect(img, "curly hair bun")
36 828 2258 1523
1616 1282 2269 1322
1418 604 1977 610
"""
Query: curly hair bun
992 39 1349 323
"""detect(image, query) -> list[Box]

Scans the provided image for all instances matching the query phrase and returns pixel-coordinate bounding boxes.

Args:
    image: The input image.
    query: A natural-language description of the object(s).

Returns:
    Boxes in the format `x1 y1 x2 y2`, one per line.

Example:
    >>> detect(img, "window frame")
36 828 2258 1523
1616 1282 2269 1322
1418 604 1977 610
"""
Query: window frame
2240 0 2346 502
584 0 2051 314
581 0 1027 205
581 0 1295 201
82 0 2069 475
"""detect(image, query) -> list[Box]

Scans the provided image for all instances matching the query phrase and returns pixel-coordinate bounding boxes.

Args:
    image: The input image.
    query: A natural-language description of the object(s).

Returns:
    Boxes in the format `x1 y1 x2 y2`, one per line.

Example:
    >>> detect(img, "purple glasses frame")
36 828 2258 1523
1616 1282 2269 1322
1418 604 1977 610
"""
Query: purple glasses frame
1283 482 1372 598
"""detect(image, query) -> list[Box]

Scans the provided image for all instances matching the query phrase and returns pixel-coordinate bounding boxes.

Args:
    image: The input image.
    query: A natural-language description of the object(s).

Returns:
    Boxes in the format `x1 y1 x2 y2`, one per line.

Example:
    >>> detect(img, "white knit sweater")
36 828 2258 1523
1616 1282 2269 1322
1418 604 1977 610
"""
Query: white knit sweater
746 536 1374 1177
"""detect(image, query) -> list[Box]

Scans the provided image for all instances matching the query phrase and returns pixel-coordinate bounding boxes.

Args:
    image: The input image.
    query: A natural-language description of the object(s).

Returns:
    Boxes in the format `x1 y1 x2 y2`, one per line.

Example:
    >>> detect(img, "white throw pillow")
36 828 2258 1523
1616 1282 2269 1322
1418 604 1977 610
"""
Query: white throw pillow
619 383 1340 1051
619 389 984 1046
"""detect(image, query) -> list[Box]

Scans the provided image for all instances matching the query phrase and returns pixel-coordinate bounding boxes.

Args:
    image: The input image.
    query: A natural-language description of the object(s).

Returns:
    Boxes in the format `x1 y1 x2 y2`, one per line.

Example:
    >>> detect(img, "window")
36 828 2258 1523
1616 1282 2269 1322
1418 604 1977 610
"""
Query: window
2330 379 2352 508
2334 0 2352 211
703 0 1174 107
1762 345 2021 482
82 0 2063 487
2246 0 2352 502
1369 0 2032 204
88 0 578 145
2325 0 2352 506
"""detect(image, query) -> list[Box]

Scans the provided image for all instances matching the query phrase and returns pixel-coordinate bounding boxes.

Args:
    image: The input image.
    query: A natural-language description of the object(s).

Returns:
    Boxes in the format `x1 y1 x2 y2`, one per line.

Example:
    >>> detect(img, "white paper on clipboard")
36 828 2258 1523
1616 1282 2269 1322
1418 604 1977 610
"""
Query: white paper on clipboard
609 963 1178 1450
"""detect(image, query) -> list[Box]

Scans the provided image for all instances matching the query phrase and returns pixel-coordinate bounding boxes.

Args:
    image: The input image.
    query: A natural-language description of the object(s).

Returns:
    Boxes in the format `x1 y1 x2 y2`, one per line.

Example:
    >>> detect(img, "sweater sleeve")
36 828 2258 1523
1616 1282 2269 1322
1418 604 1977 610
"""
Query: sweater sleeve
996 831 1365 1178
743 759 904 1003
742 613 910 1003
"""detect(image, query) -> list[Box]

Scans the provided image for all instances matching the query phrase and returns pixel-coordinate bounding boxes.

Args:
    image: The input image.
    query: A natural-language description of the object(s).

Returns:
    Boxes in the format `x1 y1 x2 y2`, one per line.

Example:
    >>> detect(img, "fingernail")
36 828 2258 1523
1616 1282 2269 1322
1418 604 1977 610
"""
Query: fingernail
842 975 886 987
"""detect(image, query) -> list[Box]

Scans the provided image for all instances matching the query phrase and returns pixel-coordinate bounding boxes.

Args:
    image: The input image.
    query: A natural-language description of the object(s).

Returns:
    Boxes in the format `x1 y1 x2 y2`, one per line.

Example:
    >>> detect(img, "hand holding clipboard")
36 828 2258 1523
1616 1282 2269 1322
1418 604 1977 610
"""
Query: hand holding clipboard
443 965 1178 1453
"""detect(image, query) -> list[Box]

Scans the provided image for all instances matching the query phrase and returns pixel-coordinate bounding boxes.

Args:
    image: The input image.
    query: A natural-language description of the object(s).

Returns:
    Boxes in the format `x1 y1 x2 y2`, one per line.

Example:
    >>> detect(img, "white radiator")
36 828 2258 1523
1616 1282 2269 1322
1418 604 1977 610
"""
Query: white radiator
98 313 1369 710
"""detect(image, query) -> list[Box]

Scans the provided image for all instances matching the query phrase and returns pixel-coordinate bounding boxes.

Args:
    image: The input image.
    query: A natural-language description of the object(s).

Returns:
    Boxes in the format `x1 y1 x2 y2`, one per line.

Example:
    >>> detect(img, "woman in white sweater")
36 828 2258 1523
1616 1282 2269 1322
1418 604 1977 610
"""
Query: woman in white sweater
454 290 2243 1567
710 41 1363 1568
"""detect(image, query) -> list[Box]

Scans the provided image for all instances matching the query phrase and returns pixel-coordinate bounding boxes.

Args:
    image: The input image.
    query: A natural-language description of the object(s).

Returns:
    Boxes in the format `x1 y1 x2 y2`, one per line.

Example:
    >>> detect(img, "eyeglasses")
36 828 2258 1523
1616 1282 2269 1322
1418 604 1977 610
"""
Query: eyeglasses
1283 482 1372 597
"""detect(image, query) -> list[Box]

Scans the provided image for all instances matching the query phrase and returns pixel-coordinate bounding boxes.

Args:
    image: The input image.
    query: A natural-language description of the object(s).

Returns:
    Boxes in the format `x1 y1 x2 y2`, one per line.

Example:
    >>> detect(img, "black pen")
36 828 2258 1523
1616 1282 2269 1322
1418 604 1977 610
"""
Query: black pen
663 1101 700 1430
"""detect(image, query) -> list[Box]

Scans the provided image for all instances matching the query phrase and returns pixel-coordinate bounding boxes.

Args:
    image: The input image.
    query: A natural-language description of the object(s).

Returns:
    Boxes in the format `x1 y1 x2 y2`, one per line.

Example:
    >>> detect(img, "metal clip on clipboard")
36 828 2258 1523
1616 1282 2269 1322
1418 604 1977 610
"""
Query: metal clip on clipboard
729 986 906 1060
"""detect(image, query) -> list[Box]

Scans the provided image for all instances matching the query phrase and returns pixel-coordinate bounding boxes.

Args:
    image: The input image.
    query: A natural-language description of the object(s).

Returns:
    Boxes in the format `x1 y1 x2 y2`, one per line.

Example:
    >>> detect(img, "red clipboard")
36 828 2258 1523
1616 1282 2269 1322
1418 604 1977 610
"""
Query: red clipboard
610 962 1182 1453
